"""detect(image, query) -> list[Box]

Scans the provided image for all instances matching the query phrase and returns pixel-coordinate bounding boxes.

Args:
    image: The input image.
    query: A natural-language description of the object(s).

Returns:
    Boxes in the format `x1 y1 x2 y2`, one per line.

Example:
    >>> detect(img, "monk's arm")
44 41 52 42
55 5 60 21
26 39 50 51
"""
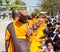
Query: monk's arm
26 30 31 38
5 40 10 52
5 29 10 52
38 37 48 42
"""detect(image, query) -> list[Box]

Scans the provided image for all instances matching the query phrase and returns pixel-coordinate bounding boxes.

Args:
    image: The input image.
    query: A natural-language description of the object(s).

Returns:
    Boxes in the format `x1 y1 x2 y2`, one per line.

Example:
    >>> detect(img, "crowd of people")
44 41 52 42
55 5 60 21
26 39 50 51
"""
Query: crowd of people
5 9 60 52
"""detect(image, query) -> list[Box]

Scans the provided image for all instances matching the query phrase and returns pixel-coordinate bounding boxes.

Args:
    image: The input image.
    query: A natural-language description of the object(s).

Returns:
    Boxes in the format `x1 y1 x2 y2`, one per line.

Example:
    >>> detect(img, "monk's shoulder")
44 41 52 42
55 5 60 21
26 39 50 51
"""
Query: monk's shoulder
7 22 13 28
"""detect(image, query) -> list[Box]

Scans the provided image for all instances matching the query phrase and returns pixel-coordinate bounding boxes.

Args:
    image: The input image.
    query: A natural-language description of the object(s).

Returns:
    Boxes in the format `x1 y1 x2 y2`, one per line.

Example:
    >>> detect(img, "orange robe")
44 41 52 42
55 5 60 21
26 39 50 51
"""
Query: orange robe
5 20 28 52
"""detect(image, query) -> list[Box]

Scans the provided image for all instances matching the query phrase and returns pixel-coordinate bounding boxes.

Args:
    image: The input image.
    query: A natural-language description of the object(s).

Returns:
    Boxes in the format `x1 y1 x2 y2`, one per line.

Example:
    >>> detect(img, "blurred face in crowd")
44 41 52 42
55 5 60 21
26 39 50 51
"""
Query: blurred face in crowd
56 31 59 35
39 16 46 24
47 43 53 51
56 27 60 34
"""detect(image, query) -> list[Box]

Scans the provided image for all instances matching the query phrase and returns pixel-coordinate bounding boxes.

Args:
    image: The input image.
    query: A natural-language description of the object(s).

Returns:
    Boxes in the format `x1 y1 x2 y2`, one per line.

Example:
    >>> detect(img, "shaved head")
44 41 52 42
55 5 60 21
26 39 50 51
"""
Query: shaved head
20 10 28 16
12 9 20 19
19 10 28 23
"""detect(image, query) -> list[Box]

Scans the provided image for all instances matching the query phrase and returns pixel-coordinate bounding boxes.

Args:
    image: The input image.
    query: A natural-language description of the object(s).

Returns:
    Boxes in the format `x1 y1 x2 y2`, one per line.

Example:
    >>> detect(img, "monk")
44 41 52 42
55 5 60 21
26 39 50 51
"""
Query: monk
5 9 20 52
5 10 30 52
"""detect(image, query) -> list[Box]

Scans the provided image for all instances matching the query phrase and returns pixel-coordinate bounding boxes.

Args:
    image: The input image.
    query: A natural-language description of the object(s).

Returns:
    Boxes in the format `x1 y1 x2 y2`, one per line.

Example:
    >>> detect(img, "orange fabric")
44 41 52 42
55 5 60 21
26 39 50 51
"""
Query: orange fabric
5 29 15 52
5 20 28 52
27 20 33 28
13 21 27 39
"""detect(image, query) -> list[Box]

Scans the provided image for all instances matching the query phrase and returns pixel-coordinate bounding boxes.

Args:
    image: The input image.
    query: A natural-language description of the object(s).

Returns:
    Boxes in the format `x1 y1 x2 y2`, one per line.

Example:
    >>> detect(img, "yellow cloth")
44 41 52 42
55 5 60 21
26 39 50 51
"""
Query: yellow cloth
32 18 36 25
35 18 39 24
30 23 46 52
5 20 28 52
14 20 27 39
27 20 33 28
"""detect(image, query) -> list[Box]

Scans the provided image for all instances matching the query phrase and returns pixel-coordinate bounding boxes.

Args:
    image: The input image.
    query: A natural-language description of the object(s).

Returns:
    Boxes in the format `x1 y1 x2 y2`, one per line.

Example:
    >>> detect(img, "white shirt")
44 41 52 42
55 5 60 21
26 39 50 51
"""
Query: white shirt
49 49 55 52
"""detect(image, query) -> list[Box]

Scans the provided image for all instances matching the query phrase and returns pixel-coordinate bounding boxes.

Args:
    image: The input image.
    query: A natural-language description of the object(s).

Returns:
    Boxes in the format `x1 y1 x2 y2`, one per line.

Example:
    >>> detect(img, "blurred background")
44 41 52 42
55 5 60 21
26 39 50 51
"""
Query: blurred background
0 0 60 52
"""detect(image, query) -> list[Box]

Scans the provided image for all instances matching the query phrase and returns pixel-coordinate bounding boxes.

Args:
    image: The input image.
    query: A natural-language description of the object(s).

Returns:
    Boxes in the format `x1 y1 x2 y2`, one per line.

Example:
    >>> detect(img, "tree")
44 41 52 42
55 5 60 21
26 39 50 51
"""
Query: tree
5 0 11 10
5 0 10 6
10 0 26 10
34 9 41 14
0 0 2 6
4 0 26 10
40 0 60 15
15 0 25 6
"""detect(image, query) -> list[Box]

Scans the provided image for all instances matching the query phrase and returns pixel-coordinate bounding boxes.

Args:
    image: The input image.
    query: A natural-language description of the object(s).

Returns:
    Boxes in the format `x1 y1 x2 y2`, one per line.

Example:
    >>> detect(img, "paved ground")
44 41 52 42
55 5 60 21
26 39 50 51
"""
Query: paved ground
0 20 12 52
